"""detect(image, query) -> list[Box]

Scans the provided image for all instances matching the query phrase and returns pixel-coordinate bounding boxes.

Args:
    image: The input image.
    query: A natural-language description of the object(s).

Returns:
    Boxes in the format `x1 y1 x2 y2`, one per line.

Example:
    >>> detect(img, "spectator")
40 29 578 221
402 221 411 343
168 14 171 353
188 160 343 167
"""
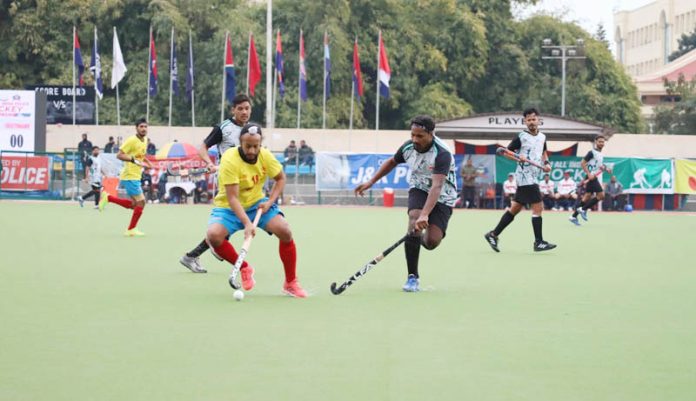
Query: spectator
114 136 123 153
157 169 168 203
104 136 116 153
283 140 299 169
141 169 155 202
555 171 577 210
459 158 477 208
502 173 517 208
538 173 556 210
194 176 209 204
298 139 314 167
147 140 156 155
604 175 626 211
77 133 93 177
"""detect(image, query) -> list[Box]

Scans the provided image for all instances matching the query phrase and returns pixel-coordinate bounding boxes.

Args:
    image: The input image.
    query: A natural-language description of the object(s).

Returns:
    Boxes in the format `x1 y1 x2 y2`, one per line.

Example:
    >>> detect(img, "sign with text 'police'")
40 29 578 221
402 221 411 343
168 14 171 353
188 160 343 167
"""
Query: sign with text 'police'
26 85 95 125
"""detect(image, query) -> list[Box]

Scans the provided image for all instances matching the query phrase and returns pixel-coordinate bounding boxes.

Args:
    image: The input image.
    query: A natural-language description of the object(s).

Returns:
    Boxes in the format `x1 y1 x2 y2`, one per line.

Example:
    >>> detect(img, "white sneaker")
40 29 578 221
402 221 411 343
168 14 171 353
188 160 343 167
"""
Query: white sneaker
78 196 84 207
179 255 207 273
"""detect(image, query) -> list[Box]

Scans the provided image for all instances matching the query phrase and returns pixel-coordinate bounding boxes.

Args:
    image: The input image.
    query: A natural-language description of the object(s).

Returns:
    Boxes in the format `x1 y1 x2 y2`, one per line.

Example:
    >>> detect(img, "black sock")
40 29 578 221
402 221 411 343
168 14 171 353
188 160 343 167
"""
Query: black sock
492 211 515 236
94 190 100 205
532 216 543 242
572 201 585 217
187 239 210 258
82 189 98 200
584 198 599 210
405 234 421 278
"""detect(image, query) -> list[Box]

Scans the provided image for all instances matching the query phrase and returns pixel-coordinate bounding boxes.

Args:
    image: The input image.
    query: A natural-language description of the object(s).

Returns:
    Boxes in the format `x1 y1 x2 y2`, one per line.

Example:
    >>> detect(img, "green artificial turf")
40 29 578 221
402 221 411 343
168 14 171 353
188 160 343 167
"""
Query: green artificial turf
1 201 695 401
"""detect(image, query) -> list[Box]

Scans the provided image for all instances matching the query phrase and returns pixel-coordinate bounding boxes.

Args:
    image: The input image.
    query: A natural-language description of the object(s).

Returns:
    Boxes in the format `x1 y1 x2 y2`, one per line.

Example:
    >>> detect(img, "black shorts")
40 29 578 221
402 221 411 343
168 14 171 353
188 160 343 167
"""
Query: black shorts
513 184 542 205
585 178 603 194
407 188 453 237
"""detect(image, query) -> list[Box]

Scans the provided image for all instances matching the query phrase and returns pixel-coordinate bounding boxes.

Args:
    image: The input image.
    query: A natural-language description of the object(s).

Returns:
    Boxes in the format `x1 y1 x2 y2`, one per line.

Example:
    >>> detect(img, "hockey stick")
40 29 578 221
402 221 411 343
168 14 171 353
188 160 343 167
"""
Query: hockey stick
166 162 209 177
228 210 264 290
330 234 409 295
496 147 546 170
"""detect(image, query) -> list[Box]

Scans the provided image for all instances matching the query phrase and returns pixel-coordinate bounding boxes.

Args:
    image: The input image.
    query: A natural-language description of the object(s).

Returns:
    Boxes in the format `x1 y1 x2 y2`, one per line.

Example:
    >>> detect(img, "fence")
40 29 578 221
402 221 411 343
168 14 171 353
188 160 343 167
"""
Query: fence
0 149 82 200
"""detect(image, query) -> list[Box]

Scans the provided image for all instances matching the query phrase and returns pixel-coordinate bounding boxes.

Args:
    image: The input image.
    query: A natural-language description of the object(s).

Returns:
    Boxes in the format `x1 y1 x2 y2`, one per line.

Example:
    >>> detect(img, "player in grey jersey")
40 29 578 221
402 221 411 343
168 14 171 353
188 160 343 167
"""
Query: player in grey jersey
355 115 457 292
180 94 252 273
484 108 557 252
570 135 611 225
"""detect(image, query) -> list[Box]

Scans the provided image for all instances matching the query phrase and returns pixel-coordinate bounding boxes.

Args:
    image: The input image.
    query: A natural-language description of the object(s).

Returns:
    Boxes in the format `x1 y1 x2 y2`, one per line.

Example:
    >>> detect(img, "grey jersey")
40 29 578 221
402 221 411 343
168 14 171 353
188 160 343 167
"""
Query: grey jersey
393 137 458 207
583 148 604 174
203 119 243 160
88 155 102 185
507 130 547 186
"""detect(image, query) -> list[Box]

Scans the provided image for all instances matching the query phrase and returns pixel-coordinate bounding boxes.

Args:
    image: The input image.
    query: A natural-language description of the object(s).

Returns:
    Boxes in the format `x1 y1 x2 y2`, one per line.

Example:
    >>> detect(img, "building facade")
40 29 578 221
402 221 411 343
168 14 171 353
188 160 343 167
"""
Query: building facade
614 0 696 77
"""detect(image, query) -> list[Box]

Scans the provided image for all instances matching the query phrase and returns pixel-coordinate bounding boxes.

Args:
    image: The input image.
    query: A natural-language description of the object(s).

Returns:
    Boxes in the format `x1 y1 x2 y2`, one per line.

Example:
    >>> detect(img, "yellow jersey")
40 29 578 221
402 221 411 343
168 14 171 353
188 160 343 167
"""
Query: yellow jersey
214 147 282 209
119 135 148 180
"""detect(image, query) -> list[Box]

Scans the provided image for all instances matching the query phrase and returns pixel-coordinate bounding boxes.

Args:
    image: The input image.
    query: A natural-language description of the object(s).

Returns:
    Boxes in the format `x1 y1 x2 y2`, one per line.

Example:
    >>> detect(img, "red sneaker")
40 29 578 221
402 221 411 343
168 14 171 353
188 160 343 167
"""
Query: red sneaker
241 266 255 291
282 279 308 298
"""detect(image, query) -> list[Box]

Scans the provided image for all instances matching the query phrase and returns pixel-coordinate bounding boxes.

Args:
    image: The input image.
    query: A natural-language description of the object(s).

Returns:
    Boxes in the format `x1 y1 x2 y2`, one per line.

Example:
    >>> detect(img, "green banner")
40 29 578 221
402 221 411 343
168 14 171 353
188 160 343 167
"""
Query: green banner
605 157 673 194
495 156 674 194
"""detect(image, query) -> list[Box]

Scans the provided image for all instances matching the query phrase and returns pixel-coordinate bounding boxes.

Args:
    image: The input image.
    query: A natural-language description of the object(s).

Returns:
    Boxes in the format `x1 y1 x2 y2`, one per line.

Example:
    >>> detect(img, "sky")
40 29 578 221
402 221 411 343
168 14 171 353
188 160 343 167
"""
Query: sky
513 0 655 54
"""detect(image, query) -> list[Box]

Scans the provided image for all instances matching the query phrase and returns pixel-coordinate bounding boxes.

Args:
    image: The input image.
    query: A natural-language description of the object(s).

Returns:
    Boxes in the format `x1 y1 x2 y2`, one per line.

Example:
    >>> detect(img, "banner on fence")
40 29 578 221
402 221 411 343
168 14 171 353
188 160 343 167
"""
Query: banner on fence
315 152 496 191
0 155 50 190
674 159 696 194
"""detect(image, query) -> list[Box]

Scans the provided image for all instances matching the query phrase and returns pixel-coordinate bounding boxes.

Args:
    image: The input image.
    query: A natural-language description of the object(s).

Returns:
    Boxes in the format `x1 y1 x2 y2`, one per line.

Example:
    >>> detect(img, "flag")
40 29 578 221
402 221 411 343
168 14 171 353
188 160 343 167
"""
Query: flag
224 32 236 102
275 30 285 98
90 28 103 99
74 29 85 86
186 32 194 103
170 31 179 96
352 38 364 99
111 27 127 89
378 34 391 98
247 33 262 96
324 31 331 99
299 30 307 102
149 30 158 96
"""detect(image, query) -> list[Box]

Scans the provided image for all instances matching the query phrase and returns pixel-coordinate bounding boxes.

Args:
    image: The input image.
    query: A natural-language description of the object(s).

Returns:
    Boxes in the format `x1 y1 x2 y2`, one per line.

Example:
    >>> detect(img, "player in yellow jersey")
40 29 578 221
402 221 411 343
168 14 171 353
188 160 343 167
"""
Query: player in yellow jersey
205 123 307 298
99 118 154 236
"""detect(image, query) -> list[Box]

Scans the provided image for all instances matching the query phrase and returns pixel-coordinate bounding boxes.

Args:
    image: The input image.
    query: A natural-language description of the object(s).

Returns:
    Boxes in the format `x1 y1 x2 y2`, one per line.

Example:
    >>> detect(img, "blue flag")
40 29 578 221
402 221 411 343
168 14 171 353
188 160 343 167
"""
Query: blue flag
170 33 179 96
149 30 158 96
324 32 331 99
299 31 307 102
186 33 194 103
89 28 103 99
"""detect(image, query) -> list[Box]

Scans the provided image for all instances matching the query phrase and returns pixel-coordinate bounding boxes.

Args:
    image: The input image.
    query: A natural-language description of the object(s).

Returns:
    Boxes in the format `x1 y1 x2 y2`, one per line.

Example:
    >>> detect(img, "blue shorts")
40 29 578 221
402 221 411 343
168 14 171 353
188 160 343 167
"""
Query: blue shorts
208 198 283 236
120 180 143 197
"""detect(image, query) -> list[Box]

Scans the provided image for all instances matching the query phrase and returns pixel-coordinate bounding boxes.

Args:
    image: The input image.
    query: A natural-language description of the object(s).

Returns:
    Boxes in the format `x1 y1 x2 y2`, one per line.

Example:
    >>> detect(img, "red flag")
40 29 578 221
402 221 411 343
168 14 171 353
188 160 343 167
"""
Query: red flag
352 38 363 98
247 33 262 96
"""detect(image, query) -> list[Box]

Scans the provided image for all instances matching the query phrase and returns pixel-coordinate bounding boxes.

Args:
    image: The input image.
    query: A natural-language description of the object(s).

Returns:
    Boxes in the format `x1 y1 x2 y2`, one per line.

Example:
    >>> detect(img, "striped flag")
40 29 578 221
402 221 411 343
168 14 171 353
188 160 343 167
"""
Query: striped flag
74 29 84 86
149 29 158 96
276 30 285 98
224 32 236 102
299 30 307 101
378 34 391 98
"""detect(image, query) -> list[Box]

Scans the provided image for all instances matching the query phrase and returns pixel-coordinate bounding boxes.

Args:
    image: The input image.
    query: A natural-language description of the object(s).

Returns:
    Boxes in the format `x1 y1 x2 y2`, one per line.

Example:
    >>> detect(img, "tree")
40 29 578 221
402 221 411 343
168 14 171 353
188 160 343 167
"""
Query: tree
668 29 696 62
595 23 609 49
653 74 696 135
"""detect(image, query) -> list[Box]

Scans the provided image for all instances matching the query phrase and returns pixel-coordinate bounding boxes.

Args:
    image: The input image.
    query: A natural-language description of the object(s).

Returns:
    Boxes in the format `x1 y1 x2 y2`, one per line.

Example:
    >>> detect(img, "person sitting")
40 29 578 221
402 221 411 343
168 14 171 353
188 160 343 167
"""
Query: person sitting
194 177 209 204
502 173 517 208
555 171 577 211
147 140 157 156
283 140 299 169
298 140 314 168
604 175 626 211
538 173 556 210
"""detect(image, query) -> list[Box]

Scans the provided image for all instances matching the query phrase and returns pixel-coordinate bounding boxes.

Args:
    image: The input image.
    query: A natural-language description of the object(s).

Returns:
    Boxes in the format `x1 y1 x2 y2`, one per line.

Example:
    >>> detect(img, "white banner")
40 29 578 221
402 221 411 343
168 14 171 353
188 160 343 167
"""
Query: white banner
0 90 36 152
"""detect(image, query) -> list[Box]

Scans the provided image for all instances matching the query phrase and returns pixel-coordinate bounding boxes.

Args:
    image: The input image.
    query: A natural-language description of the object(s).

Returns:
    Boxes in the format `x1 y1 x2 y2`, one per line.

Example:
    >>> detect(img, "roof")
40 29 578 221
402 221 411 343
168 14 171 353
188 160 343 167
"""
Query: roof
434 112 614 142
635 48 696 84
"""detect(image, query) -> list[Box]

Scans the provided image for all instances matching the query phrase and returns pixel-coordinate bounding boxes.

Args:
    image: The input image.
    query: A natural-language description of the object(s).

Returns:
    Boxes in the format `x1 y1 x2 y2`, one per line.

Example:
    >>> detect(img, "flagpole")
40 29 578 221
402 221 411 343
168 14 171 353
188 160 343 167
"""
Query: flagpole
147 25 152 123
272 30 278 129
190 30 195 127
72 26 76 126
296 29 302 129
116 84 121 126
322 31 327 130
94 26 99 126
375 30 380 133
266 0 273 128
221 31 227 122
246 32 251 95
168 27 174 127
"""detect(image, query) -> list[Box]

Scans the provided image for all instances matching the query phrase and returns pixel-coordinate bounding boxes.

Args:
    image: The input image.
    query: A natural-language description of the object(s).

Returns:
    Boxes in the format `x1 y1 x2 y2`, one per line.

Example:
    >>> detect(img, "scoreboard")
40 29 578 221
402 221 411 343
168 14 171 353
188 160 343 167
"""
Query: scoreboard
0 90 46 153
